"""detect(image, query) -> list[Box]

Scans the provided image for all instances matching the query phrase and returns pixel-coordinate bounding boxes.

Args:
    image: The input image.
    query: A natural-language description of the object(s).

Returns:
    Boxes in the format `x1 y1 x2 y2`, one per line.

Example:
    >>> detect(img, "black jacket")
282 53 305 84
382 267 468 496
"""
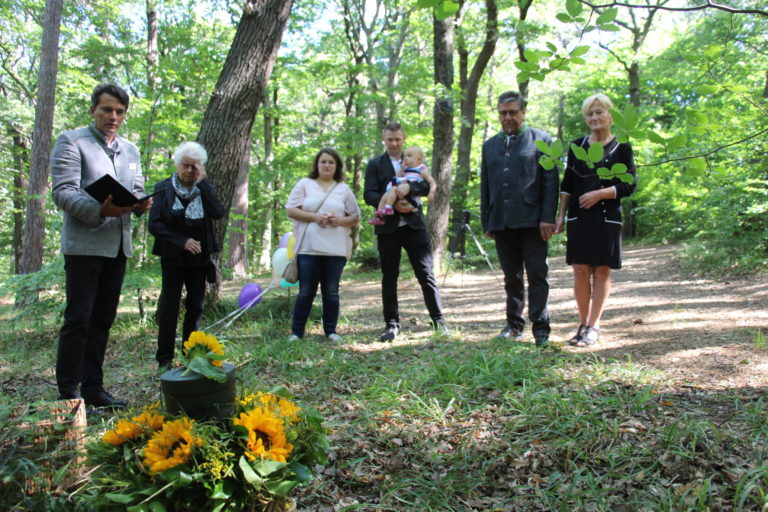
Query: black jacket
480 126 559 232
363 152 431 235
149 177 226 261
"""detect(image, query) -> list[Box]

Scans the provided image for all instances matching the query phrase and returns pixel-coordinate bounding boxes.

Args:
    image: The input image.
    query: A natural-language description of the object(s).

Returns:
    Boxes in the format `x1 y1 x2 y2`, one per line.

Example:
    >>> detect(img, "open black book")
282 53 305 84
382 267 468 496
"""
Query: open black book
85 174 155 207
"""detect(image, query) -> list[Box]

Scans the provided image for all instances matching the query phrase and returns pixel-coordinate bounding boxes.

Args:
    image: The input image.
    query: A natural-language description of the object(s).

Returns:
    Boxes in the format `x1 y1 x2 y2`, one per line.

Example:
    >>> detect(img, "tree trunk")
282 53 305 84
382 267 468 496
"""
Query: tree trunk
258 90 276 271
227 144 249 277
514 0 534 98
19 0 63 280
451 0 498 255
427 13 455 273
197 0 293 300
10 127 30 274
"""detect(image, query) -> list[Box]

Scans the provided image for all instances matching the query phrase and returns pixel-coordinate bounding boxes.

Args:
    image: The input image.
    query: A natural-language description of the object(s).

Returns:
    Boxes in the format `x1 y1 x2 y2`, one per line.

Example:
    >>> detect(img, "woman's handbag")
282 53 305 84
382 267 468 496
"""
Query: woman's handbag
282 183 337 284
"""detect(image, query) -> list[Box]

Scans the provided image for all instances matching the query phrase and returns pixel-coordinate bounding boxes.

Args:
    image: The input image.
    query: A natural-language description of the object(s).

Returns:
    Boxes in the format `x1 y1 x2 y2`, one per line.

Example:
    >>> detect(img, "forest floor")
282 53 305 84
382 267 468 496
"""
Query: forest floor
340 243 768 391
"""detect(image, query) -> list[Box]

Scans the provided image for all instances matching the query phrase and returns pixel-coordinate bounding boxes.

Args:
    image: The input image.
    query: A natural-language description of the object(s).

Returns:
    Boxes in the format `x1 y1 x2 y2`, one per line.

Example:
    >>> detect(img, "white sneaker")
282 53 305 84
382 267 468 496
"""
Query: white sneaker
326 333 343 343
287 334 301 342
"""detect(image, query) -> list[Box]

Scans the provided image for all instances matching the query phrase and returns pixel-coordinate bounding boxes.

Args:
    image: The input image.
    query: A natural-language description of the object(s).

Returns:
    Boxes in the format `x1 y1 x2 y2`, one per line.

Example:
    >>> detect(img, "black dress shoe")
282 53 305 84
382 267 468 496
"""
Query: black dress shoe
83 389 127 410
57 391 81 400
380 324 400 342
497 325 523 340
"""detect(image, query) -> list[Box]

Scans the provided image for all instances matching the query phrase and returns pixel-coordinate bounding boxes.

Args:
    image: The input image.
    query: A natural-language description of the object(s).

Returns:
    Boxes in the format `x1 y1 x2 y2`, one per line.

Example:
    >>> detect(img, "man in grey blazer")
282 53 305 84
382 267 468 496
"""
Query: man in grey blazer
480 91 559 346
51 83 152 409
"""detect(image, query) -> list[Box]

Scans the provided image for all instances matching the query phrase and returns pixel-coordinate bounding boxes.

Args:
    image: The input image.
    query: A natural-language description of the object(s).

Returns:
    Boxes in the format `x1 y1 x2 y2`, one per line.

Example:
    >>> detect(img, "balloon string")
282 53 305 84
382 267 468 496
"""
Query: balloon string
204 284 276 336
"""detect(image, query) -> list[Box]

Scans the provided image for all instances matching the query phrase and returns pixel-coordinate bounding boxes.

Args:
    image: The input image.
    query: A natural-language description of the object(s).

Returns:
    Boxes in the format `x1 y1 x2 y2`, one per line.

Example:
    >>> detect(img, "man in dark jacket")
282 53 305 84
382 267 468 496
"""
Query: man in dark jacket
480 91 559 346
364 123 448 341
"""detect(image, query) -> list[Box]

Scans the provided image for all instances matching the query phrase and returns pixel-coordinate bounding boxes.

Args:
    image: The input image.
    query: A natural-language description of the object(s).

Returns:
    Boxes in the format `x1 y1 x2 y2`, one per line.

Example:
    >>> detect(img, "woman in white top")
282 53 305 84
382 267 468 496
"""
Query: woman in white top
285 148 360 341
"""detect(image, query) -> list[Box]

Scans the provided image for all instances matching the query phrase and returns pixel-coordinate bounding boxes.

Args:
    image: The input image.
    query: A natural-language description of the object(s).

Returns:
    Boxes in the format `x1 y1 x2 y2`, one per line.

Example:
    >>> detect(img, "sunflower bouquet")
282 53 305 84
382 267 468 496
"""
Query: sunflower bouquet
81 388 330 511
179 330 228 382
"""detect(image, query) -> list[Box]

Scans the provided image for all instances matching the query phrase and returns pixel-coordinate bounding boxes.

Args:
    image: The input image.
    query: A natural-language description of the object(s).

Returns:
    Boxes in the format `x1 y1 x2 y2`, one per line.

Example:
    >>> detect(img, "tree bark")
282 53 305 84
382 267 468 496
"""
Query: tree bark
427 13 455 272
451 0 498 255
10 127 30 274
19 0 63 278
197 0 293 299
227 144 249 277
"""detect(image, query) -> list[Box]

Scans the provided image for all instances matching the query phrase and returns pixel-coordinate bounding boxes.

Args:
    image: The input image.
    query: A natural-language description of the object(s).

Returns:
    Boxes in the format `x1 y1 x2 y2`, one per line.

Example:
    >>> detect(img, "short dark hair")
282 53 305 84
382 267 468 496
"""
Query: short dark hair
384 122 404 134
309 148 344 182
497 91 526 110
91 83 130 109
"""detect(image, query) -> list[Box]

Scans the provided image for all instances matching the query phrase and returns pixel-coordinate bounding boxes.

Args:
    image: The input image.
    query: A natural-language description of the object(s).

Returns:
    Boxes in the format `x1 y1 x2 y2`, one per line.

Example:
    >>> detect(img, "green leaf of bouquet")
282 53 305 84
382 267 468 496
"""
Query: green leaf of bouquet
566 0 582 17
587 141 605 162
239 456 263 485
105 492 138 504
210 481 232 500
149 501 168 512
206 351 227 361
268 385 294 399
596 167 612 179
288 461 312 482
176 471 194 486
254 459 287 477
596 7 618 25
266 479 299 496
535 140 552 154
571 143 588 162
556 12 573 23
187 358 227 382
611 163 628 175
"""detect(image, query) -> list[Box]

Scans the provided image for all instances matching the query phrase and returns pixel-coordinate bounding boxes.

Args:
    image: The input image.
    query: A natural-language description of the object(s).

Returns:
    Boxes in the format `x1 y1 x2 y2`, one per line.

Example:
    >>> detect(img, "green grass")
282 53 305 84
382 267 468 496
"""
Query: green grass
1 271 767 511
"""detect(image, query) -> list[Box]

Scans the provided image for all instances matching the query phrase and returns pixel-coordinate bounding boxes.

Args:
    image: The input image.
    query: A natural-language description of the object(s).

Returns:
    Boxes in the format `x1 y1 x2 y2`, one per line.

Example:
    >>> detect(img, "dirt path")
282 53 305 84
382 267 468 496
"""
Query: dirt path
341 244 768 390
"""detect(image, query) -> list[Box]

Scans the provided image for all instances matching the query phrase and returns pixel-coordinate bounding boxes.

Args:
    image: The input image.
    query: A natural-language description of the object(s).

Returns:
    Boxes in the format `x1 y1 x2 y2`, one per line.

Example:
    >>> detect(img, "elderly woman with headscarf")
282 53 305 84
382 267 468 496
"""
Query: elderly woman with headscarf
555 94 638 347
149 141 225 371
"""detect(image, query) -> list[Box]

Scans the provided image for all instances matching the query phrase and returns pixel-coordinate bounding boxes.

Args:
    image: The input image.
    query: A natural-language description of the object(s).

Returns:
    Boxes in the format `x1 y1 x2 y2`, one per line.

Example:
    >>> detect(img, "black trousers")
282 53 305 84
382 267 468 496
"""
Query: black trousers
155 264 207 365
56 253 126 397
377 226 444 326
493 227 551 336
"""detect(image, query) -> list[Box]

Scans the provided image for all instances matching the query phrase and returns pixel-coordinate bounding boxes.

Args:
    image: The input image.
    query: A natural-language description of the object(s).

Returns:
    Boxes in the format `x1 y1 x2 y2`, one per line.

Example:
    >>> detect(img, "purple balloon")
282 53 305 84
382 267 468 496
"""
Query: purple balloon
239 283 263 308
279 232 292 249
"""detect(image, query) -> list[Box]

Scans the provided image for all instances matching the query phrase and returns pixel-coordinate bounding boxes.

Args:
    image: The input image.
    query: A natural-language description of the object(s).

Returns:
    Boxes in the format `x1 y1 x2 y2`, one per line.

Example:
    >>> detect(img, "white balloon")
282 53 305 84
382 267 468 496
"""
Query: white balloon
272 247 290 275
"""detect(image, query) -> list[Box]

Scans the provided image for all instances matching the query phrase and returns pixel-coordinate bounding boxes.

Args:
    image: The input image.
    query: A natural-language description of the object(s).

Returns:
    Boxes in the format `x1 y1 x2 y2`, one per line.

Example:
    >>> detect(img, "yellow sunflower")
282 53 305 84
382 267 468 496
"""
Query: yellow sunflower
183 331 225 367
102 403 165 446
259 392 301 424
233 407 294 463
143 418 203 474
103 418 144 446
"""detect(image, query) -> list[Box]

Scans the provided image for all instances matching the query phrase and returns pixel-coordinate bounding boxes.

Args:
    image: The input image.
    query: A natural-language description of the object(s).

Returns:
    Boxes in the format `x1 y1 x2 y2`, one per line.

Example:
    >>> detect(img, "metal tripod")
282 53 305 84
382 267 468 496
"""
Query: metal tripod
442 210 504 287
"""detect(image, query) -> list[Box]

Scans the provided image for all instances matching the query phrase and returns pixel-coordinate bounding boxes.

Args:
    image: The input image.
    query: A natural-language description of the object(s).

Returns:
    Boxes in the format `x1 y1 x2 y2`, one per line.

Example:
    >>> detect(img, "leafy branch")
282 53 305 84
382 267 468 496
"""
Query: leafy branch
578 0 768 18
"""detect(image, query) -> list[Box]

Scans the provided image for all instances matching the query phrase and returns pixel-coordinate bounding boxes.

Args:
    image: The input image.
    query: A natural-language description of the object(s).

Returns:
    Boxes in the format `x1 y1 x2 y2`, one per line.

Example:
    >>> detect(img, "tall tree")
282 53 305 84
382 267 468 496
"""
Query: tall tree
427 12 455 269
451 0 498 252
19 0 63 277
197 0 293 296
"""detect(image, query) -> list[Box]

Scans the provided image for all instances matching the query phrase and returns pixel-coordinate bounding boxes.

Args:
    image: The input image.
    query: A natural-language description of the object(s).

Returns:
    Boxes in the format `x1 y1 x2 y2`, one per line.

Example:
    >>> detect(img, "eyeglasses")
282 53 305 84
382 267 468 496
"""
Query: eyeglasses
180 162 200 170
498 109 522 117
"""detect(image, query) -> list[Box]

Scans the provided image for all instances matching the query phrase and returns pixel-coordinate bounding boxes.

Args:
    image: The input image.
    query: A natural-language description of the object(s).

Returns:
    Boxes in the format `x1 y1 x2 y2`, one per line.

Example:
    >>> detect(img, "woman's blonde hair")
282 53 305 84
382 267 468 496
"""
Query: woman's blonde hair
581 93 614 118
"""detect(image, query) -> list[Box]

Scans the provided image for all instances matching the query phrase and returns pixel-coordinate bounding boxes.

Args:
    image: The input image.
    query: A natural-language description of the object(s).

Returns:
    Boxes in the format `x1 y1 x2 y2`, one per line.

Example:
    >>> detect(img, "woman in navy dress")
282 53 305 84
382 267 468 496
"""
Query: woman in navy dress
555 94 637 347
